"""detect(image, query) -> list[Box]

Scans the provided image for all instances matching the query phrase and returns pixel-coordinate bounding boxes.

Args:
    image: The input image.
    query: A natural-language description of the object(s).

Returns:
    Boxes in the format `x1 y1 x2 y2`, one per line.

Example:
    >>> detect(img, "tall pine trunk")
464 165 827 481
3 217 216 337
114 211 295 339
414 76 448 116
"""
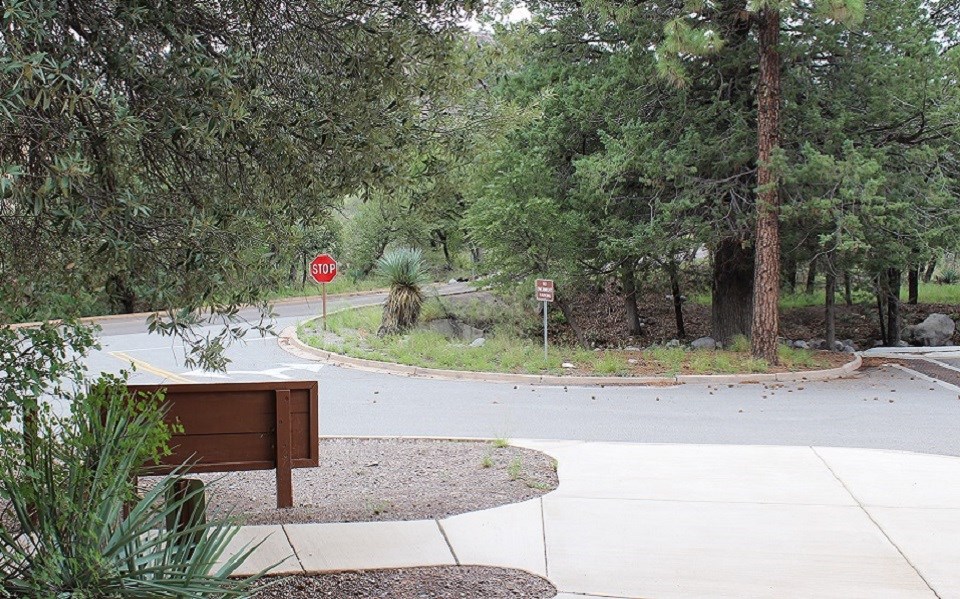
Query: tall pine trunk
843 271 853 306
750 6 782 364
712 238 754 344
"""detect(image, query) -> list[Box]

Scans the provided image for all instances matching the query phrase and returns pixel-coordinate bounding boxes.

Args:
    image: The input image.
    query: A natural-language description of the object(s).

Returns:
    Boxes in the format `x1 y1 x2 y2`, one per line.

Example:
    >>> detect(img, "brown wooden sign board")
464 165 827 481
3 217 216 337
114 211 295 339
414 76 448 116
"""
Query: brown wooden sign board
127 381 319 509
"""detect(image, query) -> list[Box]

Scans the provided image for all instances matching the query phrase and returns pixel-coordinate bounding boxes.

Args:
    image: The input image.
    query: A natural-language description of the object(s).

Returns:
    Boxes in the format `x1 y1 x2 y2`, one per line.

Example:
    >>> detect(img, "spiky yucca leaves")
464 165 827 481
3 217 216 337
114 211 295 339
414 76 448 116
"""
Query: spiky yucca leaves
0 379 266 598
375 248 428 337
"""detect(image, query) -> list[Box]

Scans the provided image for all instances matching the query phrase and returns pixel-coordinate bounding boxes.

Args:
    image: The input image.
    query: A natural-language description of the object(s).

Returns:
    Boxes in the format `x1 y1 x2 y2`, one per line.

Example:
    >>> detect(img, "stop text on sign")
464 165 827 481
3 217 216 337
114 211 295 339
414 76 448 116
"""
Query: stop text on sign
535 279 554 302
310 254 338 284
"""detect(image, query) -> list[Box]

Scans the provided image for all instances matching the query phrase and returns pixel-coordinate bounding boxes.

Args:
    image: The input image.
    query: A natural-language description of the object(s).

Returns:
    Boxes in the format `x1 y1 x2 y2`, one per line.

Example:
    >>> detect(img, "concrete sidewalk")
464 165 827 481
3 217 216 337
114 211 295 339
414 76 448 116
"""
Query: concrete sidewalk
222 441 960 598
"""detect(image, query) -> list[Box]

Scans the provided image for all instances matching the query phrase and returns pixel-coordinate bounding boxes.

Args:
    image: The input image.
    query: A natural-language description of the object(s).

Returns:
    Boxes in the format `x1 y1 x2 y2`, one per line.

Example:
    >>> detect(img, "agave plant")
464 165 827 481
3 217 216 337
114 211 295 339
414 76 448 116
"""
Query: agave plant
375 248 428 337
0 379 266 597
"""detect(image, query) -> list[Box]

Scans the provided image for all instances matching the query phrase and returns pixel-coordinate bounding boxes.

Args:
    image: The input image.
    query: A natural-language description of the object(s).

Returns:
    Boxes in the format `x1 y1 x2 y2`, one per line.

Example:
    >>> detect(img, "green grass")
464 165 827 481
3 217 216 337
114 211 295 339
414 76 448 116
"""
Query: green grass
302 305 835 376
694 282 960 309
303 306 569 373
646 346 686 375
507 458 523 481
778 344 819 368
911 282 960 304
593 352 629 375
727 335 750 352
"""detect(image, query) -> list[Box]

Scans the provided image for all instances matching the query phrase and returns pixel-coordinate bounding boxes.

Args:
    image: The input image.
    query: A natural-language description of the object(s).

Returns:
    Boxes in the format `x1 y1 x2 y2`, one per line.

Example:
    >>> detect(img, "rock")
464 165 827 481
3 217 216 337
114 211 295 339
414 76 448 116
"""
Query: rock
627 359 638 365
809 339 826 350
424 318 484 343
468 337 486 348
793 340 810 350
666 339 681 348
625 346 640 351
842 345 856 353
842 339 857 351
690 337 717 350
448 278 458 284
896 340 910 348
833 340 845 352
873 340 884 347
561 362 575 369
903 313 956 347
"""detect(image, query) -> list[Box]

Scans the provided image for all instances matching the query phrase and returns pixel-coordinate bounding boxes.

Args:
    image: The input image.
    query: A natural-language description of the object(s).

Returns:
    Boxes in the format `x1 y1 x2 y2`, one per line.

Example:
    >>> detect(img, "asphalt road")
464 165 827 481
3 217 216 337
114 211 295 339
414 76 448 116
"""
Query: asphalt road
81 286 960 457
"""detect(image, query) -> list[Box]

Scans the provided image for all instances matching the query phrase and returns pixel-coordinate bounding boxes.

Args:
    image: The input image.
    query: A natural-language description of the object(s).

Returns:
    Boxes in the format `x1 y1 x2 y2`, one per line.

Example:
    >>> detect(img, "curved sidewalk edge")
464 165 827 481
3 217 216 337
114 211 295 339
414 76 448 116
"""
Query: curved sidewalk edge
278 322 862 386
225 440 960 599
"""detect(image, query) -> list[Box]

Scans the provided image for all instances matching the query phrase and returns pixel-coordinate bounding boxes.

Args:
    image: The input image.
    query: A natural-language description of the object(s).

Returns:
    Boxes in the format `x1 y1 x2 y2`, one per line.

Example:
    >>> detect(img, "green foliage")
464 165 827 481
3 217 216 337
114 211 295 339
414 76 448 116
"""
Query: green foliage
461 0 960 349
0 377 263 597
507 458 523 481
376 248 429 336
376 248 429 290
0 322 97 424
728 335 751 353
777 345 819 369
935 270 960 286
593 352 629 375
0 0 472 369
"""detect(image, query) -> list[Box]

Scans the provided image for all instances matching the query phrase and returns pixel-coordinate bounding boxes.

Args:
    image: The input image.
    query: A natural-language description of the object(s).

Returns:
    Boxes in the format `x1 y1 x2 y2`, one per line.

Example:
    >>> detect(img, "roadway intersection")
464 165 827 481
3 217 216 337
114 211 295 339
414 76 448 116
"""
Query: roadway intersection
77 287 960 457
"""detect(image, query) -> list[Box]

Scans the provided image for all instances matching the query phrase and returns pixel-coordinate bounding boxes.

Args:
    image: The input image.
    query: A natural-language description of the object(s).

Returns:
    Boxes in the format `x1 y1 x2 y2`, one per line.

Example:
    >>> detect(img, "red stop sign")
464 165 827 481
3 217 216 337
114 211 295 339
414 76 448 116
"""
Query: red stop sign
310 254 338 284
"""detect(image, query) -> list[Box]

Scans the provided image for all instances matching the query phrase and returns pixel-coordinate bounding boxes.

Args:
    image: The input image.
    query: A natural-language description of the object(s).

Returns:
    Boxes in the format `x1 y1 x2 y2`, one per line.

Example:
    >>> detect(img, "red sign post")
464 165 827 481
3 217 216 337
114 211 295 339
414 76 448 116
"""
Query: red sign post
310 254 338 330
535 279 554 359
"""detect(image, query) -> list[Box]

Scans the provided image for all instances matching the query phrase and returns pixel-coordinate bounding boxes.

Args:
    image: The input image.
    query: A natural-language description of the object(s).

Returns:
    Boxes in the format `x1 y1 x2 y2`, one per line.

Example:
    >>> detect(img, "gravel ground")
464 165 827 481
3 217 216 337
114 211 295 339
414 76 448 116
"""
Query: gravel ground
253 567 557 598
141 438 558 525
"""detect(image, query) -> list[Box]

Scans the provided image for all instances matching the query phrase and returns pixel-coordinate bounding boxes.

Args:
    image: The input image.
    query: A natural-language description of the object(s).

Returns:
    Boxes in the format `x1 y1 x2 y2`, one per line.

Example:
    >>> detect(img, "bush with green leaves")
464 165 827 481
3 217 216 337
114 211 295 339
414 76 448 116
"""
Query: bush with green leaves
0 377 266 598
376 248 429 337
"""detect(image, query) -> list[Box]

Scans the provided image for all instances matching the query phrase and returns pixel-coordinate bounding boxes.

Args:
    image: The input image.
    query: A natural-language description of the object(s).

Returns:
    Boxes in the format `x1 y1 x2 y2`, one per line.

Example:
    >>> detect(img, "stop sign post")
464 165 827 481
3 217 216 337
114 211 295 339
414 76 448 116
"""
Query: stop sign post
310 254 338 330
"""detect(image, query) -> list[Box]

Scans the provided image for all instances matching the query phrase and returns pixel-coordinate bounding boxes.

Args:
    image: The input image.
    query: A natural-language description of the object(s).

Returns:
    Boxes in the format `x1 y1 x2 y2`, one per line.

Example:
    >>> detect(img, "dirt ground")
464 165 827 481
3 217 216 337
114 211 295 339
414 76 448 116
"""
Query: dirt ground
560 284 960 350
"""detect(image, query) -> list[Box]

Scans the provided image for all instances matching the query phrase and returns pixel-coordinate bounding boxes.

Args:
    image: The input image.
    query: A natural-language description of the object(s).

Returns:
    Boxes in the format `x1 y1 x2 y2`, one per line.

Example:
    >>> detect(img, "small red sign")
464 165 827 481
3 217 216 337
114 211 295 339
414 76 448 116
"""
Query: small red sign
310 254 338 284
535 279 554 302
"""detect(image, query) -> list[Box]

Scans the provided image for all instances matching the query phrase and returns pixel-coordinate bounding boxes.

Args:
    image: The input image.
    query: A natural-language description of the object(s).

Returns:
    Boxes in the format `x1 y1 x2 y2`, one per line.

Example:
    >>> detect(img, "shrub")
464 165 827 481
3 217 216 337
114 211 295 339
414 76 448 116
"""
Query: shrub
0 377 265 597
935 267 960 285
375 248 429 337
727 335 750 353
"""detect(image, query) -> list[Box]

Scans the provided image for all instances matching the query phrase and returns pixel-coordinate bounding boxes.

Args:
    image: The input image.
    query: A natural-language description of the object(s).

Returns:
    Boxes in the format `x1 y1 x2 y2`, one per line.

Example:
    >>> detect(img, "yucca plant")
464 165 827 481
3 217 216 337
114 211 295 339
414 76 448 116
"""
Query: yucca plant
0 378 266 597
375 248 428 337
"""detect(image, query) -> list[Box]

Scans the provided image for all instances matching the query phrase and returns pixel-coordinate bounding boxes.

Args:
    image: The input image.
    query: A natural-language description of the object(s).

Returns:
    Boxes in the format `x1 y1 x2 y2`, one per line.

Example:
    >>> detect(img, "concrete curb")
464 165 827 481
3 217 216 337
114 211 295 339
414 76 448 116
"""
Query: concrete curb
279 310 863 386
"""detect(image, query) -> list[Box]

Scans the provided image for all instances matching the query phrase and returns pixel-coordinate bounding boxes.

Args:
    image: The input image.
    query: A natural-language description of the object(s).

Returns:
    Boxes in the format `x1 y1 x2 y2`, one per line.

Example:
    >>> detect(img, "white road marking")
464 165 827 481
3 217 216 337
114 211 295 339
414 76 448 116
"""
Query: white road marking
181 363 325 380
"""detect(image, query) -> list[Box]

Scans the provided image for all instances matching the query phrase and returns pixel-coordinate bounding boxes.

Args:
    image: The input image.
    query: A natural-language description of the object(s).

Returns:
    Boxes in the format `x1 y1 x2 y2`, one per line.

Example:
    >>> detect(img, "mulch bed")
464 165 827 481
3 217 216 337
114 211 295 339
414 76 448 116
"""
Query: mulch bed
562 284 960 350
253 567 557 598
140 438 558 526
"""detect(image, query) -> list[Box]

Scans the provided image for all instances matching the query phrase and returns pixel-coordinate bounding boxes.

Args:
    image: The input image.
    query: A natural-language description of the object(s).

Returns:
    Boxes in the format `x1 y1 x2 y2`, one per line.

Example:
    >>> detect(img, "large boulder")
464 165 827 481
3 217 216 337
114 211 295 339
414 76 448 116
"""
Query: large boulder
690 337 717 350
903 313 956 347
